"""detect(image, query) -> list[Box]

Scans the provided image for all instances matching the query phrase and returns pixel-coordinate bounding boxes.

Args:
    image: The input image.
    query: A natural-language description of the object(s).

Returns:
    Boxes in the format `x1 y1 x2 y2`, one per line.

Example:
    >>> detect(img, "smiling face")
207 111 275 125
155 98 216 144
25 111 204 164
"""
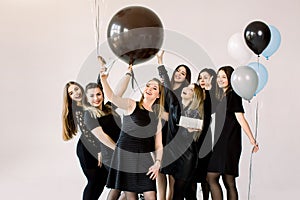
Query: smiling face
181 84 195 101
198 71 212 89
68 84 83 102
86 87 104 108
217 69 229 90
173 66 187 83
143 80 160 100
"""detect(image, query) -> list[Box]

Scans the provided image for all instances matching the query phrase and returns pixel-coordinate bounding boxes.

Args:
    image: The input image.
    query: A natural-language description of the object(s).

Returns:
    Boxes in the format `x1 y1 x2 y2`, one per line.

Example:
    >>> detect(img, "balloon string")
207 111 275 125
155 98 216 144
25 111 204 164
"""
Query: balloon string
94 0 100 55
93 0 107 56
131 70 143 95
247 100 259 200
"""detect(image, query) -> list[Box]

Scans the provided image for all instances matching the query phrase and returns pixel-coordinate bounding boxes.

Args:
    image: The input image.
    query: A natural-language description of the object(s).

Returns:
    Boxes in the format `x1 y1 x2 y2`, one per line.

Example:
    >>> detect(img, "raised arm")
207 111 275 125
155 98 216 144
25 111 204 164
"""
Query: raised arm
235 112 259 153
100 71 135 113
157 50 171 89
114 64 133 97
96 56 106 86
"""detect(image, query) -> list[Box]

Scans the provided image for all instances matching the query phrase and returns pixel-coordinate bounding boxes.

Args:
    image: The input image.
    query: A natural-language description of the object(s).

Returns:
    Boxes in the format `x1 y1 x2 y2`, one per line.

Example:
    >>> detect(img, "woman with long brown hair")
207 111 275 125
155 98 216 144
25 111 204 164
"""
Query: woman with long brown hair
156 50 192 200
62 81 107 200
206 66 259 200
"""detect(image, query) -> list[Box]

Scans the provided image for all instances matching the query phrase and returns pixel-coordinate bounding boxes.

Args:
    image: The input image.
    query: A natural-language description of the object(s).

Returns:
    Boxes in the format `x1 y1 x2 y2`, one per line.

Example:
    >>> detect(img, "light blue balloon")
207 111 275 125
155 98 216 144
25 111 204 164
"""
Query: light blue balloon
248 62 268 95
262 25 281 60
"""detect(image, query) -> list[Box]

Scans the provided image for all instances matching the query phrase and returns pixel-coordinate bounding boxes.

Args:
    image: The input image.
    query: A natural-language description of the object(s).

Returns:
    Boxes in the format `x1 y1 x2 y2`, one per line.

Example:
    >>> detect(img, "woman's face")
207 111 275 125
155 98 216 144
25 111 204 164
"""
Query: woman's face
143 80 160 100
198 71 212 89
68 84 83 102
217 70 229 89
173 66 187 83
86 87 103 108
181 84 194 101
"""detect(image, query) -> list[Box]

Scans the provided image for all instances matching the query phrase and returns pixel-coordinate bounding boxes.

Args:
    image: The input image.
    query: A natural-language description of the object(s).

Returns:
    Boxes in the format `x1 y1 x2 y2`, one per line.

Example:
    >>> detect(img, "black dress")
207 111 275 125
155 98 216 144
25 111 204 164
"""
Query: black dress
74 106 102 168
195 90 213 182
73 105 108 200
172 108 200 181
84 102 121 169
106 102 159 193
207 90 244 177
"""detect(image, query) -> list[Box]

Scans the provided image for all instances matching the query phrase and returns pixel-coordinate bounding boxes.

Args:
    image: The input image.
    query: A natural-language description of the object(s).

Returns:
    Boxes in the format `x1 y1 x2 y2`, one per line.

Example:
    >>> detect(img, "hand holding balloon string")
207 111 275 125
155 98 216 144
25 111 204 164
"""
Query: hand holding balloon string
98 56 117 75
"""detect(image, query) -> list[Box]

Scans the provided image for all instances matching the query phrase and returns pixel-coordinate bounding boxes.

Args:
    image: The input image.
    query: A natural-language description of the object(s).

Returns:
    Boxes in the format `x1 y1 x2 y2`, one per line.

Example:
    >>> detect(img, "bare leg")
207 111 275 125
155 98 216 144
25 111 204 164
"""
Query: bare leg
167 175 175 200
206 172 223 200
118 192 126 200
124 192 138 200
157 173 167 200
143 191 157 200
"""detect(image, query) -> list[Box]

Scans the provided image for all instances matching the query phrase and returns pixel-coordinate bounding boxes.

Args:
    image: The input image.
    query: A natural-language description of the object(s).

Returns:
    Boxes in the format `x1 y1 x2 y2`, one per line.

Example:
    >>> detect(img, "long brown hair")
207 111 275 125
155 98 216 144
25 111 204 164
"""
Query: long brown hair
170 64 191 87
216 66 234 100
139 78 165 118
188 83 206 141
82 82 113 118
62 81 84 141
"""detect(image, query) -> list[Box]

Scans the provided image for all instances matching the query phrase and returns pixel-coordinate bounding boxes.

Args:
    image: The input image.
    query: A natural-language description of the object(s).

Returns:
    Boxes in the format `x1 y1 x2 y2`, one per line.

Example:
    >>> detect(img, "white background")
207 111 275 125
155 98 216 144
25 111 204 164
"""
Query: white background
0 0 299 199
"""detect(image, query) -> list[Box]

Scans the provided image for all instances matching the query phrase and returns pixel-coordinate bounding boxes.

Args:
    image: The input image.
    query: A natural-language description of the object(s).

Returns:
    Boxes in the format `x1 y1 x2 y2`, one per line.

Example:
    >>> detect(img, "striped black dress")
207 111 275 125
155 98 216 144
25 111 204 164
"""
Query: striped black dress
106 102 159 193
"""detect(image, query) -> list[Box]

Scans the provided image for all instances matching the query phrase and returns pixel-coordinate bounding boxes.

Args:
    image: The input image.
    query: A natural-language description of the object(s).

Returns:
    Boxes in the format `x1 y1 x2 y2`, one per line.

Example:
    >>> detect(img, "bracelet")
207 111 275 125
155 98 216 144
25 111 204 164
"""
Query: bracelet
155 159 161 163
125 72 132 77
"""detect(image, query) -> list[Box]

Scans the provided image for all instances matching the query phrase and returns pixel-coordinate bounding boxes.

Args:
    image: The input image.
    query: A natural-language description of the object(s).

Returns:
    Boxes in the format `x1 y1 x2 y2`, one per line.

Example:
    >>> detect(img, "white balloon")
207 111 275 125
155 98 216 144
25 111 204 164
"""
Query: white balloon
227 32 253 65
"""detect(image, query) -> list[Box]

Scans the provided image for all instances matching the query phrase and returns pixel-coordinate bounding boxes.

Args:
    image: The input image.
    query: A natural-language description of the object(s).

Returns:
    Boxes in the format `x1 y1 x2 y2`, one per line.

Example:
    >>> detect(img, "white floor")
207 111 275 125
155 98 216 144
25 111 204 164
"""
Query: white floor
0 137 297 200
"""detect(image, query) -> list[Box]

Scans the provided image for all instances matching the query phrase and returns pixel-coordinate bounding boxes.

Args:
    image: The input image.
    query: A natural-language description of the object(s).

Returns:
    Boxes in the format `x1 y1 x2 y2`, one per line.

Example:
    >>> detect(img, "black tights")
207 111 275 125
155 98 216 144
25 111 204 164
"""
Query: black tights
206 172 238 200
81 167 107 200
107 189 122 200
172 179 197 200
201 181 211 200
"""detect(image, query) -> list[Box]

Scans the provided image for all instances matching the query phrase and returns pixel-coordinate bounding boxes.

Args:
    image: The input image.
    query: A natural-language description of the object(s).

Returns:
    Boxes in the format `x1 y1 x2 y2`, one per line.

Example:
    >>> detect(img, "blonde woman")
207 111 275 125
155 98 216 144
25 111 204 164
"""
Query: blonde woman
100 71 164 200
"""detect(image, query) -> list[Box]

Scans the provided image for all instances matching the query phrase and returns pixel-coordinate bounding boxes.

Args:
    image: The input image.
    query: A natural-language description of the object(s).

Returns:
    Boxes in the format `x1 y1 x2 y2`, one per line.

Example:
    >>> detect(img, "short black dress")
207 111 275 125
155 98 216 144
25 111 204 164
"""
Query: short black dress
207 90 244 177
73 106 102 169
171 108 200 181
195 90 213 182
84 102 121 169
106 102 159 193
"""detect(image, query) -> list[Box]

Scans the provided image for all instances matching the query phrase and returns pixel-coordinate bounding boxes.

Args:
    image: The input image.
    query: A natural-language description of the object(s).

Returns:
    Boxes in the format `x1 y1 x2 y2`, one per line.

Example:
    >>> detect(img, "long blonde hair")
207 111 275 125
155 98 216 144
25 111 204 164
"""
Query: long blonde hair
139 78 165 118
62 81 83 141
188 83 205 141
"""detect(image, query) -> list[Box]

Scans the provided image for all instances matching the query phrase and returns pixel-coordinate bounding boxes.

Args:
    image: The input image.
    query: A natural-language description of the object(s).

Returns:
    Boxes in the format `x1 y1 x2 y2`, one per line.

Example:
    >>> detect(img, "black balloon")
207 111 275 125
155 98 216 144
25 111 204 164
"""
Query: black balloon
107 6 164 65
244 21 271 55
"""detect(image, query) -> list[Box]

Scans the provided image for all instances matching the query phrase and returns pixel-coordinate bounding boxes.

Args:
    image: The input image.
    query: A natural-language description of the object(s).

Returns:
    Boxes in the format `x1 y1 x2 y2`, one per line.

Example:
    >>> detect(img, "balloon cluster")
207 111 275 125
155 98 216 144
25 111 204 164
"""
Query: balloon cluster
228 20 281 101
105 6 281 101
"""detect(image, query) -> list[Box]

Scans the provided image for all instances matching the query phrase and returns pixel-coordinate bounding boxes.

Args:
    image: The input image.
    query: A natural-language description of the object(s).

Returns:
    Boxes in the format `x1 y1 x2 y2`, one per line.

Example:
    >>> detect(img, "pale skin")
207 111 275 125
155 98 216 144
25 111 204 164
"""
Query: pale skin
217 70 259 153
67 84 103 167
156 50 187 91
100 71 163 199
95 58 132 200
181 84 202 132
86 87 117 150
156 50 186 200
198 71 213 90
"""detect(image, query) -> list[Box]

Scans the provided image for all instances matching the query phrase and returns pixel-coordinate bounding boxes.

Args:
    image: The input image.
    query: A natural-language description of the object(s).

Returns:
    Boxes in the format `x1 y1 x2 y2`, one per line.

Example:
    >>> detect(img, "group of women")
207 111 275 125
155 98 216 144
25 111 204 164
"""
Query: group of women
62 51 259 200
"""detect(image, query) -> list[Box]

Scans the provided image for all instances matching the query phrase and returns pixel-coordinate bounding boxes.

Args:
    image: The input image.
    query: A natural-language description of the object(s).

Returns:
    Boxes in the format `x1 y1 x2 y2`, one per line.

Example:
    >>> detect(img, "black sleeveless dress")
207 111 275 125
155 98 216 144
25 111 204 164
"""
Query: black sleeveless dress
106 102 159 193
